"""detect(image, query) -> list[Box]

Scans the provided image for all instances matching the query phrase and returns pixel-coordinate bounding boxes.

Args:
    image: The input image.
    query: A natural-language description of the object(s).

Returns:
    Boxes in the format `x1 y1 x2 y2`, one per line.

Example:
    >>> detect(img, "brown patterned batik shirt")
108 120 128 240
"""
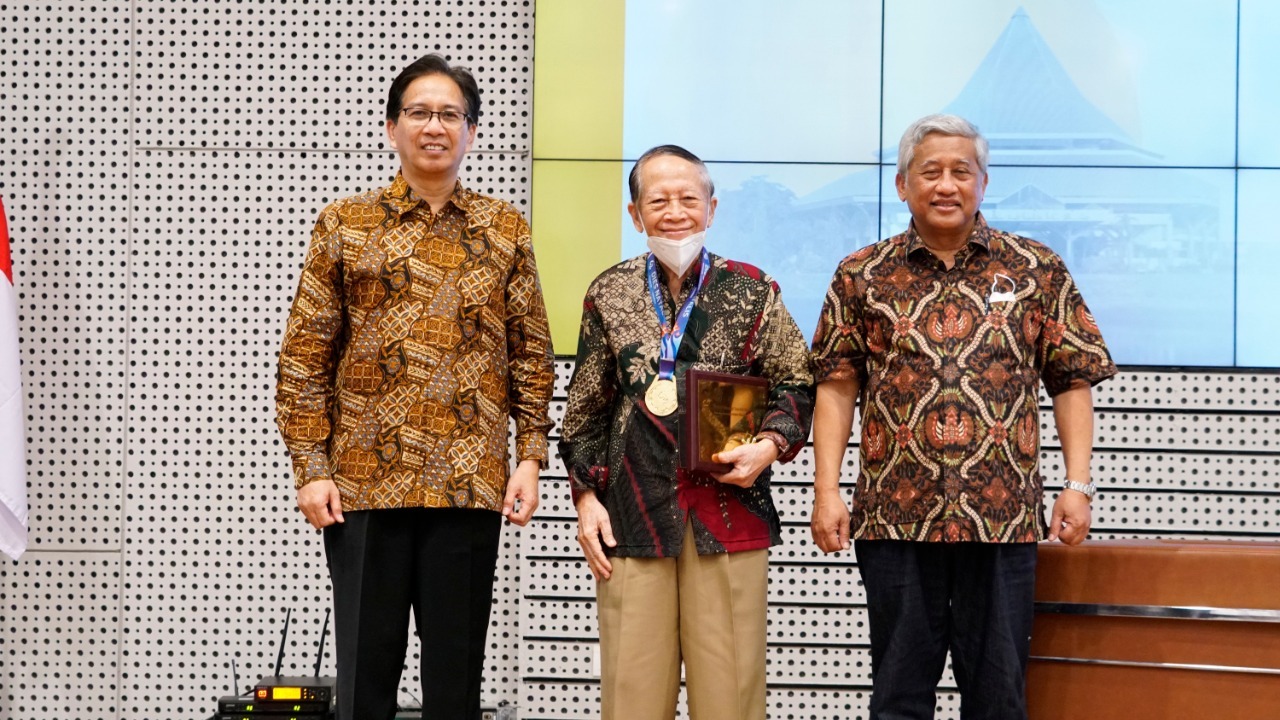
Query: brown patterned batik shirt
275 173 555 512
559 253 814 558
811 214 1116 543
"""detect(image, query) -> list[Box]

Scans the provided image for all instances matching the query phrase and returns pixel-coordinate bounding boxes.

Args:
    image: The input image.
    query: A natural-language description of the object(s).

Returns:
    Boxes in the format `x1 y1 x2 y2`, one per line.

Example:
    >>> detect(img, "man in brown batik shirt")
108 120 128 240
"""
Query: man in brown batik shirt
275 54 554 720
810 114 1116 719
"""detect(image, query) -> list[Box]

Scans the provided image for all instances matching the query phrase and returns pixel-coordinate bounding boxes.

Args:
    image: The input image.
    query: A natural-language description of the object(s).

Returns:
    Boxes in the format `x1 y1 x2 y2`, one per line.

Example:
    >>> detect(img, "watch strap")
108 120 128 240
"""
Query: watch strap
1063 479 1097 499
753 430 788 456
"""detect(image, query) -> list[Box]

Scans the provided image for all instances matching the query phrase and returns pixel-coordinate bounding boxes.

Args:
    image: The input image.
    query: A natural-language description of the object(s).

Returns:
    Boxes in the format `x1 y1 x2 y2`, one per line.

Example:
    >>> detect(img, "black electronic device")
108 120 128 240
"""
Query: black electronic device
219 696 330 714
252 675 336 703
252 607 336 702
219 714 325 720
210 608 337 718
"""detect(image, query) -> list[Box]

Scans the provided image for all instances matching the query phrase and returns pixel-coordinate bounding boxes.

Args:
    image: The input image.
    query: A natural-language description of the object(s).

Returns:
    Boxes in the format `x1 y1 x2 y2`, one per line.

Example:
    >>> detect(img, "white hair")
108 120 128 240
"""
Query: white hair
897 114 989 175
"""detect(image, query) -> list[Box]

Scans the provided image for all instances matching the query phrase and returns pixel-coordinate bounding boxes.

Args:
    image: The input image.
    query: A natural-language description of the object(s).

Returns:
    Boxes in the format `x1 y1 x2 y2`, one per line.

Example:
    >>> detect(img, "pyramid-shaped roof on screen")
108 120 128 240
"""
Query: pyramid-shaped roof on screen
801 6 1161 208
942 7 1130 141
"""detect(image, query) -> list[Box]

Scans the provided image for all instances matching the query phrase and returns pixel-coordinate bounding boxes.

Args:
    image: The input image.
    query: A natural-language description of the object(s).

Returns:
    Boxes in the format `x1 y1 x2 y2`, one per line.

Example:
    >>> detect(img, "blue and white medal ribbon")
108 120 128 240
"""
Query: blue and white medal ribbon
644 249 711 416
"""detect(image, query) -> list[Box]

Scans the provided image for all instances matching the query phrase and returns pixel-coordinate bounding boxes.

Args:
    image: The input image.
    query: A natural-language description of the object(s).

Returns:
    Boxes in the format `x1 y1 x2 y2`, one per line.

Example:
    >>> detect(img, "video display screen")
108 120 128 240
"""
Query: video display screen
534 0 1280 367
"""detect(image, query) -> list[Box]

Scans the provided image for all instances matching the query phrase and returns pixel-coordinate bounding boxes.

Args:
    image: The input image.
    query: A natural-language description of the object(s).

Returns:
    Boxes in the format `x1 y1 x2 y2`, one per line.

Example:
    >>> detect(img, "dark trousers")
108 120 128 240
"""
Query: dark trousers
324 507 502 720
855 540 1038 720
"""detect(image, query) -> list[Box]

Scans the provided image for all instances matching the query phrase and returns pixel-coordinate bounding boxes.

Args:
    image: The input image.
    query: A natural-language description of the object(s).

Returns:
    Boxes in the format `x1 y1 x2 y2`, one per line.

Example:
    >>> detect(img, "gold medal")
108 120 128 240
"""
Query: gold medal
645 377 678 417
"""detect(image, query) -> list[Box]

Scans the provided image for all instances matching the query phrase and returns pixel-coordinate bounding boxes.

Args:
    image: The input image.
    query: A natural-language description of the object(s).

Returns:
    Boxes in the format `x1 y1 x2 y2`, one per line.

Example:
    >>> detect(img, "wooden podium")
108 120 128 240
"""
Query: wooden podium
1028 540 1280 719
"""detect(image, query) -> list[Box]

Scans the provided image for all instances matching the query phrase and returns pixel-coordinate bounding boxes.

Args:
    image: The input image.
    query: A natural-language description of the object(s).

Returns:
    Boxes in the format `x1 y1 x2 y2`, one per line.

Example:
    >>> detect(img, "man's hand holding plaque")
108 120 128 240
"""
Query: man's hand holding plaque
683 369 775 486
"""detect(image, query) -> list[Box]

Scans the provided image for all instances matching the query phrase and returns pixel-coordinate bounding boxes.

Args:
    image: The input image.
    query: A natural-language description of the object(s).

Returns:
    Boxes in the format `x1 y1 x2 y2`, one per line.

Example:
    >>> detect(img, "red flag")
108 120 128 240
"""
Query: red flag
0 196 28 560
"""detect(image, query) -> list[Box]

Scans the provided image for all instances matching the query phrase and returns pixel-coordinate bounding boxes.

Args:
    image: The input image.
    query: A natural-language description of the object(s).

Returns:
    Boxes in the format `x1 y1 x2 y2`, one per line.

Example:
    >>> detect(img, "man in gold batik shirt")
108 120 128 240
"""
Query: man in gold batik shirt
275 54 554 720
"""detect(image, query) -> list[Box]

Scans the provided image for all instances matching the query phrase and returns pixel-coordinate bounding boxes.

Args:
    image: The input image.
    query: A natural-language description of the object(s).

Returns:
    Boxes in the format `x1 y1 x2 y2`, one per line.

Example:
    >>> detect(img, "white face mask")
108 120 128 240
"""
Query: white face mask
643 218 707 278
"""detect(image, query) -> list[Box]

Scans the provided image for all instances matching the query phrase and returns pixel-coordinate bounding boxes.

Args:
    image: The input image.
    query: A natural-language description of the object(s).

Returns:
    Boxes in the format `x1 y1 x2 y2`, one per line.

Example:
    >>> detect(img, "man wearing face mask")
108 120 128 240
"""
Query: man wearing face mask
559 145 815 720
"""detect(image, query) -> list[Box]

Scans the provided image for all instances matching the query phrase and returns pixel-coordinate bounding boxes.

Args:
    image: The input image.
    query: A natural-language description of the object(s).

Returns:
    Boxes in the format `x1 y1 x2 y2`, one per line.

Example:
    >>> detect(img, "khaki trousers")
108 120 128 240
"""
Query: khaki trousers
596 522 769 720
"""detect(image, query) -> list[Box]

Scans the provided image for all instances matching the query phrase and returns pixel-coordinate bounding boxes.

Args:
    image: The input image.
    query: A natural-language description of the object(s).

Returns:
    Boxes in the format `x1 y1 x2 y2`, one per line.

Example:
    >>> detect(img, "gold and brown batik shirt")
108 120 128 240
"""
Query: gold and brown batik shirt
276 173 555 512
811 213 1116 543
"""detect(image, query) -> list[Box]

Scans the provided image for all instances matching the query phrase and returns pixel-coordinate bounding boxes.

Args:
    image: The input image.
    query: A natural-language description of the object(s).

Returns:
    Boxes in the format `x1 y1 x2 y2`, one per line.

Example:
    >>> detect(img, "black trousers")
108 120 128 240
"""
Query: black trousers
855 540 1038 720
324 507 502 720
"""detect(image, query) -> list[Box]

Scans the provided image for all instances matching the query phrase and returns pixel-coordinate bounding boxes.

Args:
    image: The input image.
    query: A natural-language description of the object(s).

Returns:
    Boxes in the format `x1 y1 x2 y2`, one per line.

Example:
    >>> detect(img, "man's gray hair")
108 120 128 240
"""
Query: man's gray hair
629 144 715 202
896 114 989 175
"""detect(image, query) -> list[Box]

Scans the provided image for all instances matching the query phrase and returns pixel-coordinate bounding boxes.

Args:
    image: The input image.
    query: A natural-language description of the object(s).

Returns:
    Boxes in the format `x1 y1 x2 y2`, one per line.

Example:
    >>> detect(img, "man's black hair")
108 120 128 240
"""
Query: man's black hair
385 53 481 124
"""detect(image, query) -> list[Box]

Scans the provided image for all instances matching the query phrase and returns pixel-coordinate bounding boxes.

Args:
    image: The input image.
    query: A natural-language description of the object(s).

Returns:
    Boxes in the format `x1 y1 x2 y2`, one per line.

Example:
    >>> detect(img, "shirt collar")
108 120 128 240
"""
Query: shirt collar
904 211 992 260
380 172 473 217
652 251 718 295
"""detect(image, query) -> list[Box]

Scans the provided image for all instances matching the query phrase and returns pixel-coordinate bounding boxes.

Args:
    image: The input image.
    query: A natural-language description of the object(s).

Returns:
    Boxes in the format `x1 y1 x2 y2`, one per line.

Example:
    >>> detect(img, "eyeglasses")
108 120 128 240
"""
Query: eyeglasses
398 106 471 129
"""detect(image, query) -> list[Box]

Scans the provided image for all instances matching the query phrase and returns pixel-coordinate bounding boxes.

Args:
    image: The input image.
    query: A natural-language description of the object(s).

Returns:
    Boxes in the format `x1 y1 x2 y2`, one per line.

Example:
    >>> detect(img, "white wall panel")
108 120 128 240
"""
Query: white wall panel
0 553 122 720
0 0 132 551
536 360 1280 719
2 1 539 718
121 148 355 716
1 2 1278 720
133 0 533 154
1044 450 1280 492
1091 371 1280 410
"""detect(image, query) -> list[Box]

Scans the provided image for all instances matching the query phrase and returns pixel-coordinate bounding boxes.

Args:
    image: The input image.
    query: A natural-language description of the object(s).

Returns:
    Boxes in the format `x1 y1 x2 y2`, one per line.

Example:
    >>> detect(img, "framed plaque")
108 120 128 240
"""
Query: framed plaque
682 369 770 473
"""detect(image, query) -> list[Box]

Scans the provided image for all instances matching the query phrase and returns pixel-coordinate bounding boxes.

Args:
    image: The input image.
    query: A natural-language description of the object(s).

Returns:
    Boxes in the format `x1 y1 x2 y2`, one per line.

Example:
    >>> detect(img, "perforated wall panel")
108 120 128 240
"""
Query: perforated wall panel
526 359 1280 720
1 0 132 553
0 554 122 720
133 0 533 156
1 3 1278 720
1 2 534 718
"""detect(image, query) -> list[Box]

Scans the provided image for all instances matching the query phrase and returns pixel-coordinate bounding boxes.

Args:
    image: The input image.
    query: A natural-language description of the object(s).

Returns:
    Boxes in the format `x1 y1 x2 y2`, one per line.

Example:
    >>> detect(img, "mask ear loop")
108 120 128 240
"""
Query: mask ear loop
993 273 1016 295
986 273 1017 314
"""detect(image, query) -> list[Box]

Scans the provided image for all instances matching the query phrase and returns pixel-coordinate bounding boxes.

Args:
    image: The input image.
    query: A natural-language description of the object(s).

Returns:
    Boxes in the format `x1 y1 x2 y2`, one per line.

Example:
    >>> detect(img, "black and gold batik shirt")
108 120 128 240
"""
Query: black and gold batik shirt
811 213 1116 543
560 253 814 558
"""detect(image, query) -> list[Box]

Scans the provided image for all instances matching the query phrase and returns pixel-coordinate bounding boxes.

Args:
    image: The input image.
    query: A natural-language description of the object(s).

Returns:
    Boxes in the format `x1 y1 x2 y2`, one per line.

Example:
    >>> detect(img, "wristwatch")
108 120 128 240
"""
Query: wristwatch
1063 479 1097 499
752 430 788 455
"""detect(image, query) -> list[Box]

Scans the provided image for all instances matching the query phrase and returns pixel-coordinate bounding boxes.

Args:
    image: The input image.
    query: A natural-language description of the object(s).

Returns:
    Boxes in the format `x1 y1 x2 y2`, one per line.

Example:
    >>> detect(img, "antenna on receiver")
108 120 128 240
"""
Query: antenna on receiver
313 607 331 677
272 607 292 679
242 606 336 708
